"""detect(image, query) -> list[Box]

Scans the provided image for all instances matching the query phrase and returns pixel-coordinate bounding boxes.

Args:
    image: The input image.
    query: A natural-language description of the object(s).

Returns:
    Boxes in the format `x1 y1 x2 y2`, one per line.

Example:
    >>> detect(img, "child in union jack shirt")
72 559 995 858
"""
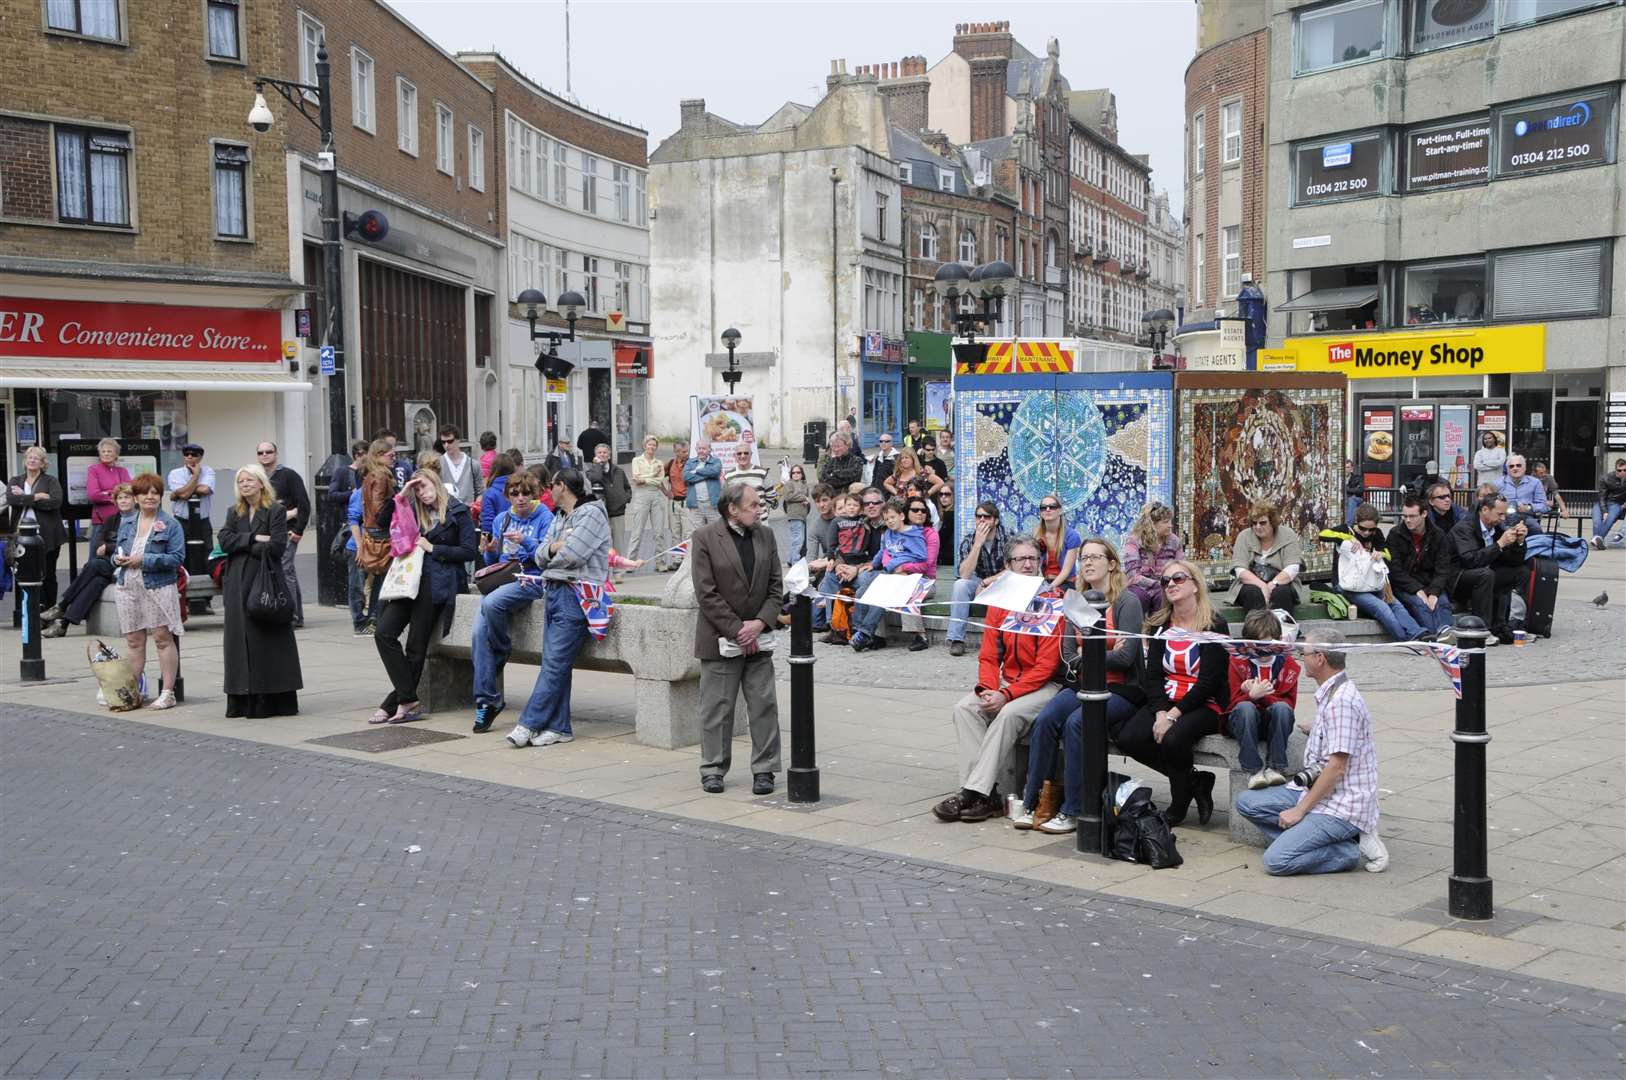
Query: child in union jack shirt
1225 608 1301 790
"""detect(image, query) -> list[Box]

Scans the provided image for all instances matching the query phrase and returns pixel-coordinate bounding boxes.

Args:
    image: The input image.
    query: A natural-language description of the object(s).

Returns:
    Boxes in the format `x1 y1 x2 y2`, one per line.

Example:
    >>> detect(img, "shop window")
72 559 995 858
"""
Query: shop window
1491 241 1609 320
864 377 898 439
55 126 130 227
1409 0 1494 51
1295 0 1390 74
206 0 241 60
211 142 250 239
1291 130 1387 205
47 0 121 41
1281 264 1384 334
1498 0 1615 29
1403 258 1485 324
1493 86 1617 179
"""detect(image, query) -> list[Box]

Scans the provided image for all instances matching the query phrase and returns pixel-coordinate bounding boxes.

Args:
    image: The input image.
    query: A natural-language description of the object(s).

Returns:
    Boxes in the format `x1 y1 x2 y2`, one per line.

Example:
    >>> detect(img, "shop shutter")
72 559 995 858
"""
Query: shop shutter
1492 243 1606 320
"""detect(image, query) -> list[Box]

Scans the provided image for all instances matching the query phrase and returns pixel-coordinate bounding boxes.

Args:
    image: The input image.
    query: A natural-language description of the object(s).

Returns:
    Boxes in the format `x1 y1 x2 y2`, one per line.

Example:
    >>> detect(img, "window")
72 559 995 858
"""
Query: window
46 0 120 41
958 228 977 264
54 126 130 226
396 78 417 155
467 125 484 191
1282 264 1383 333
938 171 955 192
508 232 549 299
1295 0 1388 74
995 228 1007 263
434 103 453 174
1494 86 1617 178
1410 0 1493 51
553 247 569 298
875 191 889 241
297 12 323 90
1220 225 1239 296
351 48 375 132
614 164 631 221
581 254 600 311
1194 233 1204 306
918 222 937 261
581 153 598 213
1404 115 1490 190
898 162 912 184
212 142 249 238
1403 257 1485 324
1498 0 1614 29
1491 241 1608 319
1222 101 1243 164
1193 112 1205 176
553 142 567 206
635 172 647 226
1292 130 1386 204
206 0 242 60
911 288 924 330
614 262 631 314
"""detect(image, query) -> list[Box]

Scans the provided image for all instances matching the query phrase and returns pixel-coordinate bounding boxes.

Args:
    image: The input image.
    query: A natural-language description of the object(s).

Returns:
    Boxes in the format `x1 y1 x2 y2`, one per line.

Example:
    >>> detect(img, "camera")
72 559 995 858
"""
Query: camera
1290 764 1322 788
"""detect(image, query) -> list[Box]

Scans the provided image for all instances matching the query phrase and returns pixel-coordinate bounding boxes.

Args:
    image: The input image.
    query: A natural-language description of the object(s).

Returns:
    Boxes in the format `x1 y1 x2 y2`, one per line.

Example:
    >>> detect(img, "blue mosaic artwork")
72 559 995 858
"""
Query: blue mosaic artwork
954 381 1173 556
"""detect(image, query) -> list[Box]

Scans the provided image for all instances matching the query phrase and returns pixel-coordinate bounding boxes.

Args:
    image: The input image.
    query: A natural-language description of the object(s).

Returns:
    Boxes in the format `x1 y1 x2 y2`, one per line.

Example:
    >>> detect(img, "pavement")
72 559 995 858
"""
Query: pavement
3 706 1622 1079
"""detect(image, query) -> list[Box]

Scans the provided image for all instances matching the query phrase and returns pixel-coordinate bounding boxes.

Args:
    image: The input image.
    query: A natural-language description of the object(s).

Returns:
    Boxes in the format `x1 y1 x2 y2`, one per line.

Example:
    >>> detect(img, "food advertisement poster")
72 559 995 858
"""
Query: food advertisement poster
690 395 756 466
1475 404 1507 448
1361 406 1395 487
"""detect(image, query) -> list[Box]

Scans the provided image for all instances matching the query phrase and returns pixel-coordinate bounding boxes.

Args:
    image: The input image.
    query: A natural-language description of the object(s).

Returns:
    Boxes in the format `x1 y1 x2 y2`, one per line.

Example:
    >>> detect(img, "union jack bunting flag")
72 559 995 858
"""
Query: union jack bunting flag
573 579 616 641
1436 645 1464 699
900 578 934 616
998 595 1065 637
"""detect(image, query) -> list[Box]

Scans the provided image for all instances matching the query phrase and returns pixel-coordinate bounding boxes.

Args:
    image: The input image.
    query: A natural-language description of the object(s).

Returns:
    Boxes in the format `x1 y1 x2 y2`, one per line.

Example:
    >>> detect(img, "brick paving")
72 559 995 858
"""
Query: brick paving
3 704 1621 1079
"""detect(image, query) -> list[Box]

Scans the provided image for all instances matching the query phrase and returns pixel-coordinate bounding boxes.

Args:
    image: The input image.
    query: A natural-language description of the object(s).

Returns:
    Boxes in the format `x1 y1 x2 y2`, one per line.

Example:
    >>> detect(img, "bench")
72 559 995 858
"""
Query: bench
422 572 704 749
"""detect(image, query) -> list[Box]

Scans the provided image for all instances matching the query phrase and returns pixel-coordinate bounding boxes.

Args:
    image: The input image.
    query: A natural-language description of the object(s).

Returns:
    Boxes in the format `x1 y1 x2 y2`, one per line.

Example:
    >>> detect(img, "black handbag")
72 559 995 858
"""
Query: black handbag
246 543 295 625
473 559 521 595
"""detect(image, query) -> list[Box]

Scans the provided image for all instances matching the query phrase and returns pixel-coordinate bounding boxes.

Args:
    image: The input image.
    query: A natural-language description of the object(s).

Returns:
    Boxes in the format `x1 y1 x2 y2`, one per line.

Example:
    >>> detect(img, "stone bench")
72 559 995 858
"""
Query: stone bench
423 573 703 749
83 575 218 637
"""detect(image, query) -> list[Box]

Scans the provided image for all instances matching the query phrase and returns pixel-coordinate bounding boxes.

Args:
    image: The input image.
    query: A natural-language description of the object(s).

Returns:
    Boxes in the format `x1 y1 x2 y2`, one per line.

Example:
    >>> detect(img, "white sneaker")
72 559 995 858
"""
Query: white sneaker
1247 769 1269 790
1037 813 1076 834
1011 808 1036 830
1263 768 1289 787
532 729 574 747
1359 830 1390 873
1591 535 1605 550
151 690 176 711
505 724 533 748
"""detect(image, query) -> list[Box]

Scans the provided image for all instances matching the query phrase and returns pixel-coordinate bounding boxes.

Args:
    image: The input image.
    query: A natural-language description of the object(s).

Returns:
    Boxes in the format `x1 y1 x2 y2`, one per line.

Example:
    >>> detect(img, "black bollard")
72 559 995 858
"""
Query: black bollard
1448 615 1492 919
184 497 212 616
1076 588 1110 855
16 528 46 682
314 458 345 607
787 593 820 803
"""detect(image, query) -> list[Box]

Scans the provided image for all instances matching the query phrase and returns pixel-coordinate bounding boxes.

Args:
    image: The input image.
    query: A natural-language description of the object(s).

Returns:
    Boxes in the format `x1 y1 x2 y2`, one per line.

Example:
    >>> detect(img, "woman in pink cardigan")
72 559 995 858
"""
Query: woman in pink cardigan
86 438 132 526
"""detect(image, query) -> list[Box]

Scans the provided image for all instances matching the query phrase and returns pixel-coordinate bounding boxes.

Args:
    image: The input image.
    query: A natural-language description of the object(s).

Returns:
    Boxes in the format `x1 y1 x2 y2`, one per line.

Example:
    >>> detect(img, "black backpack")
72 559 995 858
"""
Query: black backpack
1103 773 1183 870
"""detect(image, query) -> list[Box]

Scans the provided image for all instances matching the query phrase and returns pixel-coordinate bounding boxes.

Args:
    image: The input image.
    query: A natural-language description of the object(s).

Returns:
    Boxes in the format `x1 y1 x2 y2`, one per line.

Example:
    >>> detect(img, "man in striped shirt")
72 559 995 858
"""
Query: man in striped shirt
1234 629 1388 874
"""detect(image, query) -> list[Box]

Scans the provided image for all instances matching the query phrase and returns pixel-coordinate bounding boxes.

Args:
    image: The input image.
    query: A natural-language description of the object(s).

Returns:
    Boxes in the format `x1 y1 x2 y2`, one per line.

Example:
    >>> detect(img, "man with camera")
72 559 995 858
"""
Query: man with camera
1447 492 1528 646
1234 629 1387 875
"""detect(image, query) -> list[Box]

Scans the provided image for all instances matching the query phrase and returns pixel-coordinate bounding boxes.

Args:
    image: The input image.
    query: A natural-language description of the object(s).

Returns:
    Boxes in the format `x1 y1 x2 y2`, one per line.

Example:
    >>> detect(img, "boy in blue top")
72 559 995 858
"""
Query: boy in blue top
850 498 932 652
345 487 381 636
471 474 556 733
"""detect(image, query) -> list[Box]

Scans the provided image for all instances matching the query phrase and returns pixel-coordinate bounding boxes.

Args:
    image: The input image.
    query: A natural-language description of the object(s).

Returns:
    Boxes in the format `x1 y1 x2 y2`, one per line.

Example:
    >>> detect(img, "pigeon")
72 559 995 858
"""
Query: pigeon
1592 591 1609 608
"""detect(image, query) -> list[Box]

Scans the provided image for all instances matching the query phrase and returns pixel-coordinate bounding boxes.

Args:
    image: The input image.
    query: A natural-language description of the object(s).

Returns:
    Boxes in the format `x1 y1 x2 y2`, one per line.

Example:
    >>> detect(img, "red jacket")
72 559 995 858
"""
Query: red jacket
976 593 1064 700
1226 654 1301 712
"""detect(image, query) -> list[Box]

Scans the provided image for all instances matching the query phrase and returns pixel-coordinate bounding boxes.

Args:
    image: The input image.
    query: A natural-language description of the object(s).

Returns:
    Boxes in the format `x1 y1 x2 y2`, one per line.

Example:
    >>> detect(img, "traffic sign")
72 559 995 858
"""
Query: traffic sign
319 345 335 376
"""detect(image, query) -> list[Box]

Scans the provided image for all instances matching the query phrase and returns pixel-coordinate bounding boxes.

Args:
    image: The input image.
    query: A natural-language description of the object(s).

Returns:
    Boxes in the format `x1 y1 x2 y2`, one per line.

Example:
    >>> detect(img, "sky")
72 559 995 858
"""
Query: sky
390 0 1196 215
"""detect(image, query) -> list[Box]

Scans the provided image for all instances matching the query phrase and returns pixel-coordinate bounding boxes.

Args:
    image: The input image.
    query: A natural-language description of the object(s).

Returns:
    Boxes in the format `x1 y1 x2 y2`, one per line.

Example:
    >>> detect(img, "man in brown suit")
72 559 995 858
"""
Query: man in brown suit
691 482 783 795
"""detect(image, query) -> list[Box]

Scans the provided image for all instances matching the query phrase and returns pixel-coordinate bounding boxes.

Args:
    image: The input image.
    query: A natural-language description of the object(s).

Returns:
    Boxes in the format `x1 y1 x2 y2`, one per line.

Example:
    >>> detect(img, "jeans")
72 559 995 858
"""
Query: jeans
1345 495 1362 523
1226 700 1294 772
850 568 887 637
945 576 981 642
1595 499 1626 542
472 578 544 707
517 582 591 735
1346 589 1424 641
1234 786 1361 875
1022 687 1139 817
346 549 381 630
785 518 807 564
1397 591 1454 635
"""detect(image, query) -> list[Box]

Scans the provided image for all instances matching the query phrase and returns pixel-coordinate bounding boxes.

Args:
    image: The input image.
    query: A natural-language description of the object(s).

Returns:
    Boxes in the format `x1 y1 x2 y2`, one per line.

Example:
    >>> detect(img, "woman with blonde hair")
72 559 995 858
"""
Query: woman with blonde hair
1122 501 1184 611
1115 558 1232 828
113 473 186 709
1033 494 1081 591
5 445 66 615
882 448 944 498
1011 537 1146 833
368 468 477 724
217 462 302 718
86 437 130 527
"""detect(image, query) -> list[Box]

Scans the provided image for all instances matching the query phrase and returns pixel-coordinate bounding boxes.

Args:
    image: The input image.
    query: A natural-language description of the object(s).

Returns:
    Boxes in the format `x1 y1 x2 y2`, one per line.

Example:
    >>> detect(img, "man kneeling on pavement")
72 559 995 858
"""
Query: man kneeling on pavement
1235 629 1388 875
934 536 1064 823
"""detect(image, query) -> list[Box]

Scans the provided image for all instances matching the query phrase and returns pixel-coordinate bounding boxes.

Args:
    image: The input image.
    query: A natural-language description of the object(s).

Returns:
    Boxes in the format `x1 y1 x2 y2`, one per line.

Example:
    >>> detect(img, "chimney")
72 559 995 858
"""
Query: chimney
969 55 1007 142
953 19 1015 61
679 99 705 128
826 58 848 96
875 54 931 134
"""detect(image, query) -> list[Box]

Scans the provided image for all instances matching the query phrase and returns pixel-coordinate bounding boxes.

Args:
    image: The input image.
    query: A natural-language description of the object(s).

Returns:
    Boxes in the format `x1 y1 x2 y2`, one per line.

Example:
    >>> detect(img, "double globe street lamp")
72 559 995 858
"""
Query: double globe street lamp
932 259 1017 370
517 288 588 382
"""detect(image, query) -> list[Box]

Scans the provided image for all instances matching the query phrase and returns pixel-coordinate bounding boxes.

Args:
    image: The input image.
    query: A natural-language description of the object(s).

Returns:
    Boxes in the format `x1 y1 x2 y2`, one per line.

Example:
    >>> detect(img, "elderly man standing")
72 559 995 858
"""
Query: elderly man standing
683 440 724 533
1497 454 1547 532
691 482 783 796
934 536 1063 824
1234 629 1387 874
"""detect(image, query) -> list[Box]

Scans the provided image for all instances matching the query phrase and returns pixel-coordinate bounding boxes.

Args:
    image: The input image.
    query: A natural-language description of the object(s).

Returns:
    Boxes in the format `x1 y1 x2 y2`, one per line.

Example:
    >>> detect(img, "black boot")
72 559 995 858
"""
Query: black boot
1165 771 1192 827
1194 770 1216 825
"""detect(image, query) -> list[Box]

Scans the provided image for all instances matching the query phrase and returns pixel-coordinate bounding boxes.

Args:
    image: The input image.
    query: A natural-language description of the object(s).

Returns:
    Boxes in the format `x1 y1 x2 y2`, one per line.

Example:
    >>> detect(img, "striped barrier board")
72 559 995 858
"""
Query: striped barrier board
955 340 1075 375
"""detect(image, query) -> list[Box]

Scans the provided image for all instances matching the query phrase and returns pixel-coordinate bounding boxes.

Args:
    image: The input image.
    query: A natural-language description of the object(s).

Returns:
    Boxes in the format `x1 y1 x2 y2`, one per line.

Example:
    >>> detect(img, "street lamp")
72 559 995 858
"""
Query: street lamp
517 287 587 382
1142 308 1175 368
720 327 743 390
934 259 1015 370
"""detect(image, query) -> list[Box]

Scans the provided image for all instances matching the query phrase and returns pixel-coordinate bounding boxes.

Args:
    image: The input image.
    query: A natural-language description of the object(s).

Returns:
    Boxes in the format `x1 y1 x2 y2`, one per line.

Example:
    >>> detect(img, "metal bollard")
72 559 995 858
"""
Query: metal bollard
1076 589 1110 855
1448 615 1492 919
184 497 212 616
16 527 46 682
787 593 820 803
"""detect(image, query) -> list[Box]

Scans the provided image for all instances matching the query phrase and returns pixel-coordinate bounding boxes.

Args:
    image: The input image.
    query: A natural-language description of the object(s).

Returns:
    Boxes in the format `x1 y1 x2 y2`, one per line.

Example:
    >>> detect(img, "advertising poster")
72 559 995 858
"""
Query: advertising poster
58 439 160 512
1361 406 1395 487
1475 403 1508 449
690 395 756 466
923 381 952 431
1440 404 1472 487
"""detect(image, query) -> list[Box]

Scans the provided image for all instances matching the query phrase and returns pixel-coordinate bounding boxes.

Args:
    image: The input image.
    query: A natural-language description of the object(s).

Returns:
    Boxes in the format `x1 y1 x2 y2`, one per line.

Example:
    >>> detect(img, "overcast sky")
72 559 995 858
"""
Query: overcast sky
391 0 1195 215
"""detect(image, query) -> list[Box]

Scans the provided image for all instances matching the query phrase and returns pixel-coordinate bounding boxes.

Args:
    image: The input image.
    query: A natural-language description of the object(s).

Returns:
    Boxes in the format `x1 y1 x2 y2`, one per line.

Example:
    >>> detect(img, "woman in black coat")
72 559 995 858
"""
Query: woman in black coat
217 463 302 718
6 445 67 613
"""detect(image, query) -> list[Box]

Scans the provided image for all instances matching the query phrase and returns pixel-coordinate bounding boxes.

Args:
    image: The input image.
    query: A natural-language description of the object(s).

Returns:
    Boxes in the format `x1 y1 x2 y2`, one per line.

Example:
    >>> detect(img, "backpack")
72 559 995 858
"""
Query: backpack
1103 774 1183 869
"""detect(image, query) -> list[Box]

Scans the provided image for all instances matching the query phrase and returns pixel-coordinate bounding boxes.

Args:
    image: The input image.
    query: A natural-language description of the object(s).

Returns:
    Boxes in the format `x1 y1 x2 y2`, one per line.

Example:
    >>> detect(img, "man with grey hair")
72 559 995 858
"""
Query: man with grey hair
819 431 866 491
682 439 723 532
1234 629 1388 874
1497 454 1547 532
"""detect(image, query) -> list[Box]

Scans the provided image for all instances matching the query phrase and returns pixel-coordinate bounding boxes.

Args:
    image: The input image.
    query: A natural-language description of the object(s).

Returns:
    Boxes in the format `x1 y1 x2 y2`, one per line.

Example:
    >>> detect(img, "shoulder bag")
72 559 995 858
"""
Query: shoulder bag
378 547 424 602
246 540 295 625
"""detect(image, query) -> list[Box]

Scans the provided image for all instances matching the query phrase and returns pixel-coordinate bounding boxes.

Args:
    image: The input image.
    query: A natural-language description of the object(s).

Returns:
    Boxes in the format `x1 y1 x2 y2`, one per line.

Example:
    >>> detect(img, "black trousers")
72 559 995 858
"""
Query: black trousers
1236 583 1295 614
12 544 61 617
1114 704 1223 813
374 590 447 710
60 557 114 623
1452 565 1524 634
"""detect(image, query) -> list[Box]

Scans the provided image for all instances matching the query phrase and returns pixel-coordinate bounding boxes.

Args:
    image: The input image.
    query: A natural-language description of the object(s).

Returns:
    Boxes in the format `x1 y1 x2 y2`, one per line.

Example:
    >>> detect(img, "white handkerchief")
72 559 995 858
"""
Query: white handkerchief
855 573 924 610
718 632 778 658
974 571 1044 612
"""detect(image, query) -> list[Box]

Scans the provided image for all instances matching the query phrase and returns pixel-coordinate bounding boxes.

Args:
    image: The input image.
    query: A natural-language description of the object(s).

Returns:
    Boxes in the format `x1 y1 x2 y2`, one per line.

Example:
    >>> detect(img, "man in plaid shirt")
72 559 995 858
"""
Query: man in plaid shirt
1235 629 1389 874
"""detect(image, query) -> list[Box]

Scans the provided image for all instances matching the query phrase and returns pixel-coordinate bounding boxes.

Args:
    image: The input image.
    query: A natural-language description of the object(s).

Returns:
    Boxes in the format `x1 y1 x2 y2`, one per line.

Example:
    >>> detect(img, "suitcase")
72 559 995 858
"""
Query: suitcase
1522 557 1559 638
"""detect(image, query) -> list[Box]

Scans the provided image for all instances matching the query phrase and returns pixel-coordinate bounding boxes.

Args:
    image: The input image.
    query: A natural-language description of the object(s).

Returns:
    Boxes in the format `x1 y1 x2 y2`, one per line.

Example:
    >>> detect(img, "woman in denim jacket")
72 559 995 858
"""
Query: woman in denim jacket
113 473 187 709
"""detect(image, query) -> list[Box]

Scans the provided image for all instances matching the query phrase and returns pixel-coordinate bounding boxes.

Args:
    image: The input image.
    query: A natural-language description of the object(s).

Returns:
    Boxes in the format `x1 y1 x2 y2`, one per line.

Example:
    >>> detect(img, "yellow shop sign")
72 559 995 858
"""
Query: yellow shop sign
1287 324 1545 378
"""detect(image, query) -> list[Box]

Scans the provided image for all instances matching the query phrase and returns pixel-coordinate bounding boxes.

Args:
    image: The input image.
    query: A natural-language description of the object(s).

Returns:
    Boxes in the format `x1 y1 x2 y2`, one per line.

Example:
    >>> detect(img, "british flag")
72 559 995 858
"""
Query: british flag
1436 644 1464 699
574 580 616 641
999 595 1065 637
900 578 935 616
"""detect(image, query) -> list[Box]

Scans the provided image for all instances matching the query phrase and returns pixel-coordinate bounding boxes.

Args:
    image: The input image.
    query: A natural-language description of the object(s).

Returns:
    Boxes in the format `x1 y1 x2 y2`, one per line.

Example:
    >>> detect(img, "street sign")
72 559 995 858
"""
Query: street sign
606 310 626 332
545 379 568 402
319 345 335 376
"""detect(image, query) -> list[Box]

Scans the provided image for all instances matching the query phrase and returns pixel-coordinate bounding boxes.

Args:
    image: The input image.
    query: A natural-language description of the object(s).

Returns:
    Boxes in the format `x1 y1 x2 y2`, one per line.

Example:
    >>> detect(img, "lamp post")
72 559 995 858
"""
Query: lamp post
932 260 1015 371
1141 308 1175 369
518 288 586 451
720 328 742 391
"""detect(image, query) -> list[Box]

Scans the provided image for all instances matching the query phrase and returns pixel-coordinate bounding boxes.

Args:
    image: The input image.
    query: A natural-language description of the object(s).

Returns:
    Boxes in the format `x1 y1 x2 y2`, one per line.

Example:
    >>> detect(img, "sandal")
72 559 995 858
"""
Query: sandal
368 707 393 724
387 702 424 724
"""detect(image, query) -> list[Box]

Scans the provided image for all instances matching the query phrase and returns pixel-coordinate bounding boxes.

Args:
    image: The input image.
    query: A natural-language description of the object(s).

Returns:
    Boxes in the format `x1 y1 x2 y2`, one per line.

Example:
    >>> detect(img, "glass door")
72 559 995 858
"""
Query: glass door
1553 399 1600 491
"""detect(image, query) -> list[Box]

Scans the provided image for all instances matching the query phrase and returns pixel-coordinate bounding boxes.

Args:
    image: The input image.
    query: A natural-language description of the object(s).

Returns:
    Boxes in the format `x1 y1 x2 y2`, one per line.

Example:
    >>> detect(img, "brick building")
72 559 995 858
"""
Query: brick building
1067 89 1153 349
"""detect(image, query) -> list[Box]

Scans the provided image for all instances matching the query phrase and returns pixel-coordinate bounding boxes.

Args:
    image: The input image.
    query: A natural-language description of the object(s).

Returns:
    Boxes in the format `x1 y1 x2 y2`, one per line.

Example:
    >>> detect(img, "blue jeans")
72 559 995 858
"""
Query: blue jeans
1226 700 1294 772
472 578 544 707
1344 495 1362 523
851 568 888 637
1595 499 1626 542
346 549 380 630
1022 687 1138 817
785 519 806 563
1235 786 1361 874
1346 589 1424 641
516 582 591 736
1397 591 1453 635
945 576 981 643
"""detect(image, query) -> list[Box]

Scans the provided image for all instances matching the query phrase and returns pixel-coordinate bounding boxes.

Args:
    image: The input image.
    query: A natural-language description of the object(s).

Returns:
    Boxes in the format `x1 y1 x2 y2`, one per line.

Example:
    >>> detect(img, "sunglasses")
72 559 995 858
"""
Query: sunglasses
1160 572 1193 587
908 505 928 514
1431 493 1453 500
1040 503 1061 511
862 499 883 507
974 512 993 520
